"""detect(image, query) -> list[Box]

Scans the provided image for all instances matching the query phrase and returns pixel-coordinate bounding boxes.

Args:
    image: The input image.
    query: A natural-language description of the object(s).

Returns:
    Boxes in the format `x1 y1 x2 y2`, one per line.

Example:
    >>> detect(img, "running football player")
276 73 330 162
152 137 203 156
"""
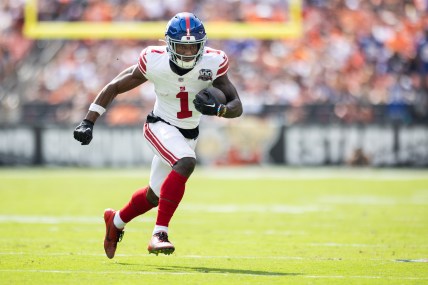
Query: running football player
73 12 242 258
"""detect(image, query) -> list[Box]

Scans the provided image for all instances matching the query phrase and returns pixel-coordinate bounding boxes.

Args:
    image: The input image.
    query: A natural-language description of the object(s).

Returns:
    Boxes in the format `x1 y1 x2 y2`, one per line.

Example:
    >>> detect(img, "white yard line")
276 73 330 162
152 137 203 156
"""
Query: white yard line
0 204 327 224
0 252 420 262
0 252 307 259
0 269 426 280
0 215 153 224
196 167 428 180
181 204 328 213
1 167 427 180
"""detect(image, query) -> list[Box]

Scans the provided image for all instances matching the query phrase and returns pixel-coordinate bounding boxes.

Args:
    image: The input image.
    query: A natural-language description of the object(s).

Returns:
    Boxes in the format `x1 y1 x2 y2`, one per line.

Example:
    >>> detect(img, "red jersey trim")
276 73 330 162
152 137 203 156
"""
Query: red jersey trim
216 56 229 76
138 48 148 74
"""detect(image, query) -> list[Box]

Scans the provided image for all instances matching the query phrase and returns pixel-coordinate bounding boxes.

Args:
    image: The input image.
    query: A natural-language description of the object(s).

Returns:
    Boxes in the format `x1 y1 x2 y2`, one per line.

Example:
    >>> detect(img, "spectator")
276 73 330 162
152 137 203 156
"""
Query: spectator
1 0 428 125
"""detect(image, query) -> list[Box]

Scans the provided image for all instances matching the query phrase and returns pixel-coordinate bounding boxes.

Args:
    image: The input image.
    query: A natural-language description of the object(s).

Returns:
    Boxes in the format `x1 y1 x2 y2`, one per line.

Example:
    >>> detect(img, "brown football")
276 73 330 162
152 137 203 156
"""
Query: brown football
203 86 227 104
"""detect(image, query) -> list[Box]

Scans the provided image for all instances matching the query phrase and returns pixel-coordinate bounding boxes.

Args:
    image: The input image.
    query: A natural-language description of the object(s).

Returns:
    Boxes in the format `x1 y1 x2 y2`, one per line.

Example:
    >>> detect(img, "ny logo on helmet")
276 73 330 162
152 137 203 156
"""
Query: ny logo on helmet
198 69 212 81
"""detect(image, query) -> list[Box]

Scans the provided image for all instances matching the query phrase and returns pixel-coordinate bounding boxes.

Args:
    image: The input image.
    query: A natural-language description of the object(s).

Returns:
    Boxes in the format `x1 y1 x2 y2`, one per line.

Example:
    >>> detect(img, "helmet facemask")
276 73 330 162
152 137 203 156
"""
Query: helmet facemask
166 36 206 69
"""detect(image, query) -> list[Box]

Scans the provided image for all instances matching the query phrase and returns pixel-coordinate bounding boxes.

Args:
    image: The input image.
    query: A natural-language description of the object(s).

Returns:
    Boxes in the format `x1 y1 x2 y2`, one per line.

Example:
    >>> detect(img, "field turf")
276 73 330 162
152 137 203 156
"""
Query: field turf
0 167 427 284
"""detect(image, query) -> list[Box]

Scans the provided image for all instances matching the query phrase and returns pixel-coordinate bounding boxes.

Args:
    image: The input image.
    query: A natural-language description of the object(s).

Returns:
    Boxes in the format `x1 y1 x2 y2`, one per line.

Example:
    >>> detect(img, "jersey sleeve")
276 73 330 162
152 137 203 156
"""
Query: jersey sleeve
204 48 230 79
216 52 229 77
138 47 148 76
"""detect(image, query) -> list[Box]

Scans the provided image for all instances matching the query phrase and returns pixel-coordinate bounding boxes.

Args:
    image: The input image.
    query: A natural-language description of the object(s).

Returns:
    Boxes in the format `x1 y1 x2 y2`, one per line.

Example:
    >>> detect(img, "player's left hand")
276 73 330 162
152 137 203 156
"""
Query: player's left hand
193 89 220 116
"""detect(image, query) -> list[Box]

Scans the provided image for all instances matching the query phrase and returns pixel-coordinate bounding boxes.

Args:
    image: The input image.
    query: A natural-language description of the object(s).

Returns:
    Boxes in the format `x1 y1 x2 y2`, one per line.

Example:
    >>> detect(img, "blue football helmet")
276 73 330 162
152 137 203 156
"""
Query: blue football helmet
165 12 207 69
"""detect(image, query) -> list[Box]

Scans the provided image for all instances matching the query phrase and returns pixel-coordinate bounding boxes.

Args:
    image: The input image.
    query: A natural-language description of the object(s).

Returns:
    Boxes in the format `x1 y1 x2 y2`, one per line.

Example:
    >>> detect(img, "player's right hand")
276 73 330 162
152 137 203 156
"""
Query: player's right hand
73 119 94 145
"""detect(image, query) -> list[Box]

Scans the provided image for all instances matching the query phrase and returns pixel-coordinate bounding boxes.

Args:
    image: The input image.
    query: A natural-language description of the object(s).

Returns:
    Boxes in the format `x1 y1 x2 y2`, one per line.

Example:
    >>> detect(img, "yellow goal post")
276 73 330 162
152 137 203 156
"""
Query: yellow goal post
24 0 302 40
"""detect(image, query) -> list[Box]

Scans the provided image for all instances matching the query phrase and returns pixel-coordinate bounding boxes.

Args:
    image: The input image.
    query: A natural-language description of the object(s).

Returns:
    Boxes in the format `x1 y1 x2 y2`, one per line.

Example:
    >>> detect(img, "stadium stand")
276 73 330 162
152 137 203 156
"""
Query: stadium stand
1 0 427 126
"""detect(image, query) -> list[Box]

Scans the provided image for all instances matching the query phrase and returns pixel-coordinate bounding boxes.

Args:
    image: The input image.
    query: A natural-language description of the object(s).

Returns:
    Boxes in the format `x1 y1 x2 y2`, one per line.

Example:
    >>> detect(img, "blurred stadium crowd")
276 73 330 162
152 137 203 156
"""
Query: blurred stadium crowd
1 0 428 126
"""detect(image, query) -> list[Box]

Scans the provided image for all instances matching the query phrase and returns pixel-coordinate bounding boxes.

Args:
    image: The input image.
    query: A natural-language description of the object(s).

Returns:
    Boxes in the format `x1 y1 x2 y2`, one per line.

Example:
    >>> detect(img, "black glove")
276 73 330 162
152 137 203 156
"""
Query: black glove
193 89 221 116
73 119 94 145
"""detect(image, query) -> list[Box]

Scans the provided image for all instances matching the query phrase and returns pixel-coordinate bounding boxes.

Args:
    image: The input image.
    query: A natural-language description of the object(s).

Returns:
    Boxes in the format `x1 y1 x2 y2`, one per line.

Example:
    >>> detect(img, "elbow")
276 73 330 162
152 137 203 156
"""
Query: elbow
230 103 243 118
237 105 243 117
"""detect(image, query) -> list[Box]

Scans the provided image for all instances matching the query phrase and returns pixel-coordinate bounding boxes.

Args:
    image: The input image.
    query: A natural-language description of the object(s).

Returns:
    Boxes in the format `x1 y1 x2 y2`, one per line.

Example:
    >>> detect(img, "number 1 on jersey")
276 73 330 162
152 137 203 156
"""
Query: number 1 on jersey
176 91 192 119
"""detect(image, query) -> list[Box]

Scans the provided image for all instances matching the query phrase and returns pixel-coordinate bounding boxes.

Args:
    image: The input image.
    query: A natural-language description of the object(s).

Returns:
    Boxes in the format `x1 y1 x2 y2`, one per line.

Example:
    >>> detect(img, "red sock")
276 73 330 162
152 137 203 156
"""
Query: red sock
119 186 155 223
156 170 188 227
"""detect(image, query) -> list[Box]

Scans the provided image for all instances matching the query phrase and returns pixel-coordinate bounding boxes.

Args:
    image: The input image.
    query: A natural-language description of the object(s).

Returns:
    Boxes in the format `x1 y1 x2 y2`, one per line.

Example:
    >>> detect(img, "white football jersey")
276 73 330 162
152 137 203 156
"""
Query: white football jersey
138 45 229 129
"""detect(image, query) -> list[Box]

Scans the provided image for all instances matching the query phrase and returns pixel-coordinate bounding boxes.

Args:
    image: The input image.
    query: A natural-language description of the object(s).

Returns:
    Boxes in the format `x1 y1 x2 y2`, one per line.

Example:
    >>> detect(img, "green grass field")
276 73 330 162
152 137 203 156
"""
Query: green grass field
0 167 427 285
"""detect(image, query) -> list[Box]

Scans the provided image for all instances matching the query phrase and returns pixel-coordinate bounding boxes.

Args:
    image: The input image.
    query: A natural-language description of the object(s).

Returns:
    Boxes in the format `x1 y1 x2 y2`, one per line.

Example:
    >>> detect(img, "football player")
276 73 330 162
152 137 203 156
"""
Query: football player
73 12 242 258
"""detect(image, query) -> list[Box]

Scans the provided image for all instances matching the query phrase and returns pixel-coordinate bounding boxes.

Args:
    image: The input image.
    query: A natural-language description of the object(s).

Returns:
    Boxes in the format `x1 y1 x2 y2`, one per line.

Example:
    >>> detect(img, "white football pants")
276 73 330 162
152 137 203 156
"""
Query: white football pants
143 121 198 196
